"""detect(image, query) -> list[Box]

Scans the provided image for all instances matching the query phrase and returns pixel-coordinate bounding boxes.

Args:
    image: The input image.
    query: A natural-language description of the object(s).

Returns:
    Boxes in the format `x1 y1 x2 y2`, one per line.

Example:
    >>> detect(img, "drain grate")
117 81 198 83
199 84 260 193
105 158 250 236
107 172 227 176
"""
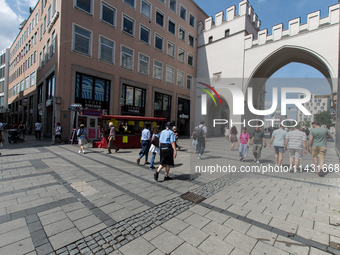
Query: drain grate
180 192 206 204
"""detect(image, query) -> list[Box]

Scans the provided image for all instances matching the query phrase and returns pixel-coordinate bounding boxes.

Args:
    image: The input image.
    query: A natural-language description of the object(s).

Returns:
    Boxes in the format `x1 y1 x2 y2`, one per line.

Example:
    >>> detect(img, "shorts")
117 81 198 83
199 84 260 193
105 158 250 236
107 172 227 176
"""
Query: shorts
55 134 61 139
312 146 327 158
288 148 303 159
274 146 284 153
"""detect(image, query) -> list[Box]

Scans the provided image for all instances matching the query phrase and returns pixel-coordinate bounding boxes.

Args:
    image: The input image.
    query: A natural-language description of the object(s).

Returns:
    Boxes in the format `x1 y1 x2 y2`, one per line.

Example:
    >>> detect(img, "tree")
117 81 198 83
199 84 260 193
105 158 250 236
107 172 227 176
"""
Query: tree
298 120 311 128
314 111 334 127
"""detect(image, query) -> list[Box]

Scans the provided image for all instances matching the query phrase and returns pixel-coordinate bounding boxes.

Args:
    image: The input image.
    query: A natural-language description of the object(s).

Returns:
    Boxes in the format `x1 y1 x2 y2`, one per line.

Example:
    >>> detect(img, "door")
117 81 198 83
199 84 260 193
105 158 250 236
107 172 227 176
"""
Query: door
87 117 100 140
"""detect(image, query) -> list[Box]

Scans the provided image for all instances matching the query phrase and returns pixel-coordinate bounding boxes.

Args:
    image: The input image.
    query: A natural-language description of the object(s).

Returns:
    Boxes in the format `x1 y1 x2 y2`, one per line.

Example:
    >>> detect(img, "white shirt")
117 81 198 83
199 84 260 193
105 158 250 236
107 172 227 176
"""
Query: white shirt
35 123 42 131
55 126 62 135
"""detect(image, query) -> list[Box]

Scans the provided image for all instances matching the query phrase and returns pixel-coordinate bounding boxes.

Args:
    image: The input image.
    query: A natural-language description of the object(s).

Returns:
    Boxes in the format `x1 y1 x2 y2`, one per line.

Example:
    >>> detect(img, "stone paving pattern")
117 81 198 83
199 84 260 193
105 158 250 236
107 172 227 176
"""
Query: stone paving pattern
0 133 339 255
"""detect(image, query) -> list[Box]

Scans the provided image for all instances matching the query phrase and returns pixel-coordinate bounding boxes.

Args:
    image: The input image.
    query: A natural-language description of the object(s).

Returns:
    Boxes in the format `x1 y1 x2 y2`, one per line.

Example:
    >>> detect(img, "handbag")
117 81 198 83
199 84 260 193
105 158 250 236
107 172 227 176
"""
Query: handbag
151 135 159 147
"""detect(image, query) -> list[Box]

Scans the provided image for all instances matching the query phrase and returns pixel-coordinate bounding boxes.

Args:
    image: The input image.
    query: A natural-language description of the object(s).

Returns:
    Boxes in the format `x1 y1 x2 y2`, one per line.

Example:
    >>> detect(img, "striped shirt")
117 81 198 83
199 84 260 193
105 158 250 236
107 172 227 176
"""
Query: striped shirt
286 130 307 149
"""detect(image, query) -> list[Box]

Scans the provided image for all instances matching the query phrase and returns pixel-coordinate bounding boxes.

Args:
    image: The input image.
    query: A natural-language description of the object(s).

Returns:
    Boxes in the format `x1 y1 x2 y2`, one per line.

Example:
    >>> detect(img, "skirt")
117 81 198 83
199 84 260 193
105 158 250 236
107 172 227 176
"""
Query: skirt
149 144 160 154
78 138 85 145
230 134 238 142
159 144 174 166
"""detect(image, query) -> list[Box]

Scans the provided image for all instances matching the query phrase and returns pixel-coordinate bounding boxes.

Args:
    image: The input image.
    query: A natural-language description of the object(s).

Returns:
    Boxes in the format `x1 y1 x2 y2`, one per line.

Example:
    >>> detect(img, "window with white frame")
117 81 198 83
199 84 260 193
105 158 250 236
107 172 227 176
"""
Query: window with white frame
169 0 176 13
178 47 185 62
34 51 37 63
177 70 184 87
189 13 195 28
52 0 56 14
28 57 30 68
186 74 192 90
42 46 45 65
159 0 165 4
188 34 194 47
167 41 175 57
121 46 133 70
155 34 163 51
35 13 38 25
46 39 50 61
188 53 193 67
25 76 30 89
123 0 135 8
32 18 35 29
74 25 91 56
122 15 134 36
75 0 92 14
101 2 115 26
141 0 151 19
48 6 51 25
180 5 186 21
140 25 150 44
20 80 24 91
51 31 55 56
168 19 176 35
138 53 149 76
153 60 162 80
156 10 164 27
100 36 114 63
166 65 174 84
179 27 185 41
30 71 36 87
44 15 46 33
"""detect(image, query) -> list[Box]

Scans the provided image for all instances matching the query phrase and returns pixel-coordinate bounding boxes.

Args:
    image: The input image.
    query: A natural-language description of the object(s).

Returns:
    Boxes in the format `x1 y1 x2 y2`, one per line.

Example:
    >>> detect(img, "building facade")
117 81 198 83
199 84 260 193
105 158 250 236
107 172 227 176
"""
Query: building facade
0 48 10 121
7 0 208 138
297 93 331 123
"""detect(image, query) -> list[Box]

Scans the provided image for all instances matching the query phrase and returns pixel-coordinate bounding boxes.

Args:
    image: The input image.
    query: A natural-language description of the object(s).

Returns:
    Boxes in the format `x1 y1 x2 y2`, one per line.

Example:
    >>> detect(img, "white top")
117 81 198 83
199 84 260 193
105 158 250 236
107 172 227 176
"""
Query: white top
55 126 62 135
35 123 42 131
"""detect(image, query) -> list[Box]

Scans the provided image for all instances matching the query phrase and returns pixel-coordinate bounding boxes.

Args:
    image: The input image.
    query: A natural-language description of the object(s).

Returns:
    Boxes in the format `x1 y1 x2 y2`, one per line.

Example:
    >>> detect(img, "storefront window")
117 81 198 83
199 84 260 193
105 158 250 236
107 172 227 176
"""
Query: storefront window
121 84 146 116
154 92 171 119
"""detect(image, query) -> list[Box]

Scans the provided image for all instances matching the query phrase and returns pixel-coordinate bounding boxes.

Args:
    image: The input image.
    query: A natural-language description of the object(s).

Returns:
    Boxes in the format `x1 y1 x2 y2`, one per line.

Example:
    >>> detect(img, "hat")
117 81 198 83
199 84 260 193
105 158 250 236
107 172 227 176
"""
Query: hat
173 126 177 130
109 122 113 126
80 124 85 128
166 122 173 128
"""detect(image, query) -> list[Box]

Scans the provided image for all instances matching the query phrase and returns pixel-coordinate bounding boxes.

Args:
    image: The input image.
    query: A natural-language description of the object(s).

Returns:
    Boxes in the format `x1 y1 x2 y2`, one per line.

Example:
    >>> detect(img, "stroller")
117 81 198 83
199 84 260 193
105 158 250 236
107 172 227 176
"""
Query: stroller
8 129 24 143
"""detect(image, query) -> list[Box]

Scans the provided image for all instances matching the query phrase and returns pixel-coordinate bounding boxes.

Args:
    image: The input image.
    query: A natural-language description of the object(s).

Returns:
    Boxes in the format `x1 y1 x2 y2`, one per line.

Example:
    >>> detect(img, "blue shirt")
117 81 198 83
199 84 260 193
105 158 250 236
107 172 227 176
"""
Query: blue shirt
159 129 176 144
141 128 151 141
77 128 87 141
272 129 287 147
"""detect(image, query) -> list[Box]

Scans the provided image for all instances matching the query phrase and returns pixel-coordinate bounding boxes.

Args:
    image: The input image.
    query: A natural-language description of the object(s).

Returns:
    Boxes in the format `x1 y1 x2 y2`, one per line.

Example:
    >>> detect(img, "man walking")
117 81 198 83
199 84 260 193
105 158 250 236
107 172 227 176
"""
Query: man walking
137 124 151 165
252 127 266 163
197 120 207 159
308 121 332 174
107 122 119 154
35 120 42 140
269 124 287 168
52 123 64 144
284 125 307 173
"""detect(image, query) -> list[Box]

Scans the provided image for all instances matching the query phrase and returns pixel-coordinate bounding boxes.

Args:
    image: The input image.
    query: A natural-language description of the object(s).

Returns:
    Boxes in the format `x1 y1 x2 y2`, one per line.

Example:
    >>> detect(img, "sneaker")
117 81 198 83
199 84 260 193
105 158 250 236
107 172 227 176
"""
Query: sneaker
51 142 55 145
294 170 298 173
256 160 260 163
154 171 159 181
115 149 119 153
164 176 172 181
242 159 245 162
107 151 112 154
83 151 86 154
79 150 81 153
145 162 150 165
150 166 156 169
289 167 293 172
275 164 278 168
198 154 201 159
137 158 140 165
254 158 257 162
239 158 243 161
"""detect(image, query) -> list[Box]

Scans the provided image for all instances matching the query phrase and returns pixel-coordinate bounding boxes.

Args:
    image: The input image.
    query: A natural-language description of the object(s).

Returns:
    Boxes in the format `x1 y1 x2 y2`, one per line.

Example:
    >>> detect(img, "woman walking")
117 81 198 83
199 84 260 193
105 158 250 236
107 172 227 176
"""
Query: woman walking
18 121 26 140
230 126 238 151
224 125 230 142
238 127 250 161
191 126 198 153
149 126 160 169
77 124 87 154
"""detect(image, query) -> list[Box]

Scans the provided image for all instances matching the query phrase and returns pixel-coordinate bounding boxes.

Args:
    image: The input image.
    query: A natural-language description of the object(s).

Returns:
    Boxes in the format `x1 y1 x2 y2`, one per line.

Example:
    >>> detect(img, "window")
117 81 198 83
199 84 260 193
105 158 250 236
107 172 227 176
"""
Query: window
46 39 50 61
40 24 43 40
166 65 174 84
74 25 91 56
46 74 55 100
28 57 30 68
187 74 192 90
34 51 37 63
188 34 194 47
122 85 146 110
153 34 163 52
208 36 213 43
75 0 92 14
34 32 37 44
48 6 51 25
188 53 193 67
51 31 55 56
25 76 30 89
168 19 176 35
225 29 230 37
32 18 35 29
179 27 185 41
39 52 42 68
153 60 162 80
138 53 149 76
42 46 45 65
52 0 56 14
121 46 133 70
178 48 185 62
159 0 165 4
180 5 186 21
122 15 134 36
141 0 151 19
35 13 38 25
30 71 36 87
123 0 135 9
100 36 114 63
44 15 46 33
177 70 184 87
156 10 164 27
101 3 116 26
189 13 195 28
169 0 176 13
20 80 24 91
167 41 175 57
140 25 150 44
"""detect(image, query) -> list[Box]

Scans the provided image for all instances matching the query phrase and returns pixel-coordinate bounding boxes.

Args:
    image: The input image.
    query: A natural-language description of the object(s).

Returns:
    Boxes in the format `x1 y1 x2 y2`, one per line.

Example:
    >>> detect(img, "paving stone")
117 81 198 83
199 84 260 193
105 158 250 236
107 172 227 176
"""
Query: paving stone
252 239 290 255
0 218 26 235
150 231 184 254
0 226 31 247
184 213 211 229
201 221 232 241
178 225 209 247
44 218 75 237
269 218 298 235
245 225 277 245
204 210 230 224
172 242 207 255
274 235 310 255
0 237 35 255
223 217 251 234
296 226 329 246
49 228 83 250
197 236 234 255
36 243 54 255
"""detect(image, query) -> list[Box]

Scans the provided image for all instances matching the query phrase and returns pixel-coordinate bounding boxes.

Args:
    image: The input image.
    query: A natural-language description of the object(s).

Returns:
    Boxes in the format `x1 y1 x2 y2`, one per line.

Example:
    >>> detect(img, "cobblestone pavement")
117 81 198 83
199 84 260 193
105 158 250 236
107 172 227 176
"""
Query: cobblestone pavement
0 133 339 255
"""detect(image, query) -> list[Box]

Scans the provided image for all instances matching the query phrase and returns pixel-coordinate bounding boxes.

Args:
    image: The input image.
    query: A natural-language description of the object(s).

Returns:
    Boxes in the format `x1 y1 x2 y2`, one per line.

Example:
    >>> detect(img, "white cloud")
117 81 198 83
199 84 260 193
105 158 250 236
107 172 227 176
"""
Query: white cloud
14 0 38 14
0 0 24 50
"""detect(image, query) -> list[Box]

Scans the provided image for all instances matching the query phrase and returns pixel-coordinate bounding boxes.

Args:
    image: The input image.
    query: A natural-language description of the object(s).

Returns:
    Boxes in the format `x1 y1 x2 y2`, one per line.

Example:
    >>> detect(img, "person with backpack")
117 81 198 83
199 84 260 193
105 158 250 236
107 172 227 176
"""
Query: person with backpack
197 120 207 159
52 123 64 144
77 124 87 154
149 125 160 169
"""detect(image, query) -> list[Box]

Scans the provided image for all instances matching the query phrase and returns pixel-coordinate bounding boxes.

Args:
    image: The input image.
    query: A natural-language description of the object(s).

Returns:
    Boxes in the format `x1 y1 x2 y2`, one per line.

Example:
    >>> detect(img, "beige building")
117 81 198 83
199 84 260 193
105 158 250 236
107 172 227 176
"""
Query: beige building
7 0 208 138
298 94 331 123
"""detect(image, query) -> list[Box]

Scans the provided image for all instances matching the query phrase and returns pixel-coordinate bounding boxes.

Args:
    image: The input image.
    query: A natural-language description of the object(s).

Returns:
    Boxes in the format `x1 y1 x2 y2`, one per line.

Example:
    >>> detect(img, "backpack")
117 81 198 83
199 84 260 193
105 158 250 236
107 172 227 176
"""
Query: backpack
196 125 204 138
60 127 62 133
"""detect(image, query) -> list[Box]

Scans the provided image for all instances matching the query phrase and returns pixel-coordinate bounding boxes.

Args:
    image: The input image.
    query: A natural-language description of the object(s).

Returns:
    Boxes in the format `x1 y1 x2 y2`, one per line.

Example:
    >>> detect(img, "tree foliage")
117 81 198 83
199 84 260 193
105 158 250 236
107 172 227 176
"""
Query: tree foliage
314 111 334 127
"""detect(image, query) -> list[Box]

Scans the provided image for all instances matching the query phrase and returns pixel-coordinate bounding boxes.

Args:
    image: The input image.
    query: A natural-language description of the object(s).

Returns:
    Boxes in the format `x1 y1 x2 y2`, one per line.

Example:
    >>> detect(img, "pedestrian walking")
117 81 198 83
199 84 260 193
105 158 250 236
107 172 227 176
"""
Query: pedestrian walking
52 123 64 144
238 127 250 162
35 121 42 140
196 120 207 159
0 126 3 156
252 126 266 163
149 125 160 169
224 125 230 142
284 125 307 173
308 121 333 174
191 126 198 154
172 126 181 150
18 121 26 140
107 122 119 154
137 124 151 165
154 122 177 181
77 124 87 154
230 126 238 151
269 124 287 168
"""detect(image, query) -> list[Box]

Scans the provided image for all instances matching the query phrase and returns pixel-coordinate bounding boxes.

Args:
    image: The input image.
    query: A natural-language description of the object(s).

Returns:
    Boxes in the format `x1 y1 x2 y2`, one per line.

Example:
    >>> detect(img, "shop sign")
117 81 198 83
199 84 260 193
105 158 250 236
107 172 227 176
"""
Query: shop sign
122 136 128 143
46 99 53 107
179 114 189 119
82 109 102 116
83 100 102 109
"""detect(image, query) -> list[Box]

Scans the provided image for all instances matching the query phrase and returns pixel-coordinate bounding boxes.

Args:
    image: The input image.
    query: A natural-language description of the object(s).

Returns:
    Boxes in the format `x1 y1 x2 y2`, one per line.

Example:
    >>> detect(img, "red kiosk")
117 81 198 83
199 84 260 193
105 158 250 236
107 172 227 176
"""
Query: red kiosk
96 115 167 149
